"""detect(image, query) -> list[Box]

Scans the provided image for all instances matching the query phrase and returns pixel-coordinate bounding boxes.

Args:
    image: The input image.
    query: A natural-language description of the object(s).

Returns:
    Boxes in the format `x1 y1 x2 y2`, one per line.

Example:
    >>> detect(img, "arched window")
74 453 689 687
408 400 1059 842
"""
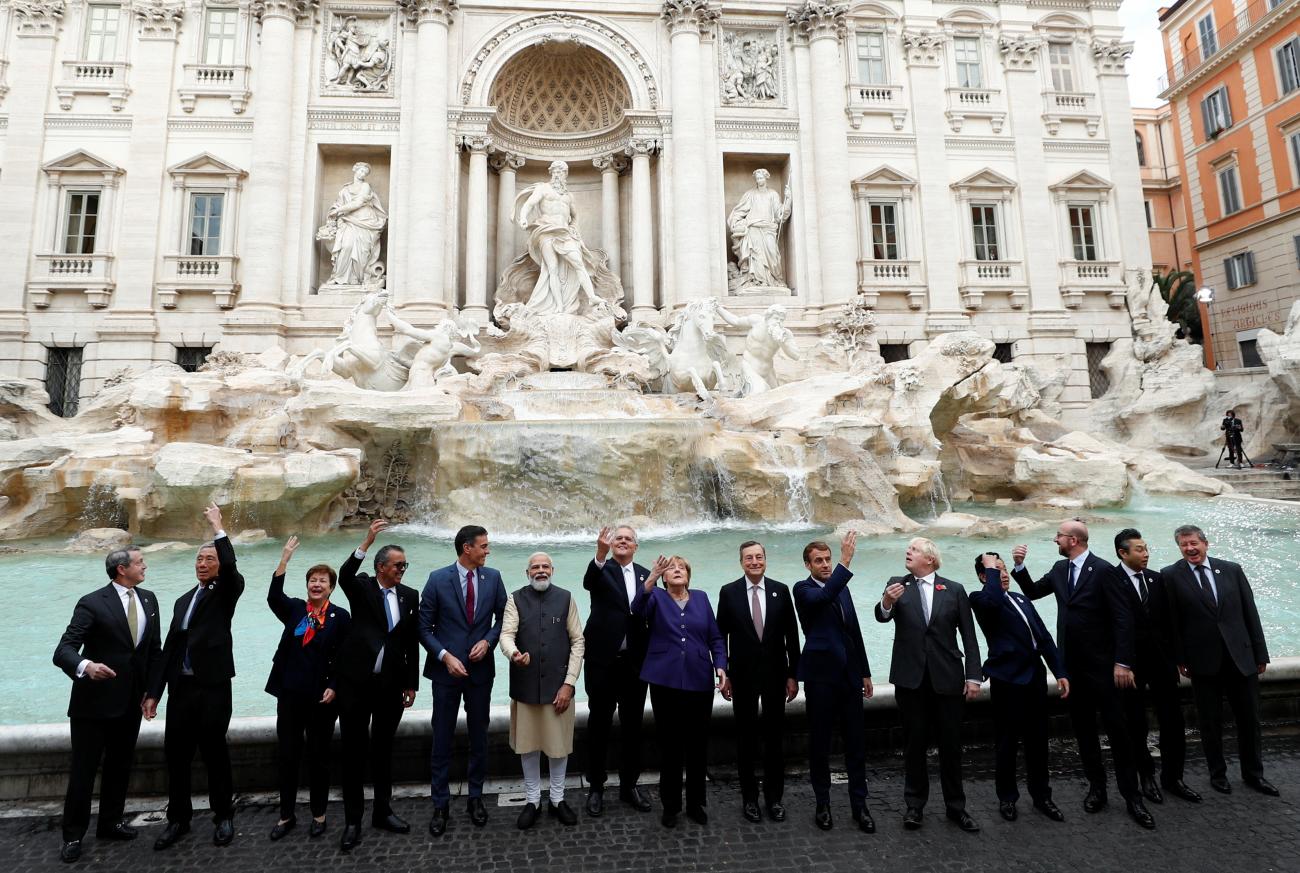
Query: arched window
1135 131 1147 166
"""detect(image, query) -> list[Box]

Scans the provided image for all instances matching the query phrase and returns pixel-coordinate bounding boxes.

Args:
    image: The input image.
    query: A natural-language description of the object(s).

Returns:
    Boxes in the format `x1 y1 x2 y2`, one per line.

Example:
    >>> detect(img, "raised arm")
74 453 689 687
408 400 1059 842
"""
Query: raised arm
205 504 245 607
268 536 299 623
1010 544 1053 601
340 519 385 602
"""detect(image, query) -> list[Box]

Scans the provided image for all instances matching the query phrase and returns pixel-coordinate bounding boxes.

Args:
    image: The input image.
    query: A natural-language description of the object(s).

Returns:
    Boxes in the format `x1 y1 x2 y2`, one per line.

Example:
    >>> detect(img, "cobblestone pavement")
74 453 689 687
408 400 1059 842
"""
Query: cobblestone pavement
6 730 1300 873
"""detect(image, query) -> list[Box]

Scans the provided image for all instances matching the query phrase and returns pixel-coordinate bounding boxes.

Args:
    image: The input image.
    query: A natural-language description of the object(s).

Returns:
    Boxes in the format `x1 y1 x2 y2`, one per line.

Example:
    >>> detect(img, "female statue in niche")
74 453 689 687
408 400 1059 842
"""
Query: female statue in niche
317 162 388 288
728 168 792 289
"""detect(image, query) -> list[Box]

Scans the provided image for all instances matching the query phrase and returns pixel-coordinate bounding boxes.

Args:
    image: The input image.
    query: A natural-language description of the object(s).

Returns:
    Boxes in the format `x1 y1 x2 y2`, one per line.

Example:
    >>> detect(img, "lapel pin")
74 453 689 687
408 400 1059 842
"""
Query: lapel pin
935 583 946 591
771 591 777 598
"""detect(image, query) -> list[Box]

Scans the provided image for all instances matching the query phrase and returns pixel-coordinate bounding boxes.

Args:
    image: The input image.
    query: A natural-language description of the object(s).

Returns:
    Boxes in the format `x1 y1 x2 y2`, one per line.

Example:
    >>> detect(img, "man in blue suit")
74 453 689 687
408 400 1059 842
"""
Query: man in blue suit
419 525 507 836
793 531 874 834
969 552 1069 824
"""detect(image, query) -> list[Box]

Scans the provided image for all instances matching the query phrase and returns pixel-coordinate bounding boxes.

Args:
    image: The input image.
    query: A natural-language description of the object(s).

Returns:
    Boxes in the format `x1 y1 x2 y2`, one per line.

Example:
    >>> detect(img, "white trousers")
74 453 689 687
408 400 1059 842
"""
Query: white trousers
520 751 568 805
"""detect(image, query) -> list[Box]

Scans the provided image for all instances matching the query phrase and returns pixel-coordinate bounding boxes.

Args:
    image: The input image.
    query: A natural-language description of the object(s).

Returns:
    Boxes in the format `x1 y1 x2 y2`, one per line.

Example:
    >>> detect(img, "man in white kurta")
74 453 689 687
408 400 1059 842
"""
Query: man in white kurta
500 552 585 828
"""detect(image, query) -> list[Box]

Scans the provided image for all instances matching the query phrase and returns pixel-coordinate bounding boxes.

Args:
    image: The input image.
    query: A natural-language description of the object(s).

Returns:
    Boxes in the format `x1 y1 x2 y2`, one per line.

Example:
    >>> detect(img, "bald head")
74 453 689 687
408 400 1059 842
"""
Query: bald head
1054 518 1089 559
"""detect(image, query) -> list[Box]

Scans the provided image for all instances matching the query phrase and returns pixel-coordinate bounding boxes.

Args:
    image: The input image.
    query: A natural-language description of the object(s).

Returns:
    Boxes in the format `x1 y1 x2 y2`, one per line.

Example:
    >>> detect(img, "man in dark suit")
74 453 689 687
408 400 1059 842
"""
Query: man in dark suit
582 524 652 816
53 545 162 863
334 519 420 851
793 532 874 834
969 552 1069 823
717 540 801 823
876 537 982 833
1161 524 1276 796
419 524 507 836
1012 519 1153 829
1113 528 1201 804
146 504 245 850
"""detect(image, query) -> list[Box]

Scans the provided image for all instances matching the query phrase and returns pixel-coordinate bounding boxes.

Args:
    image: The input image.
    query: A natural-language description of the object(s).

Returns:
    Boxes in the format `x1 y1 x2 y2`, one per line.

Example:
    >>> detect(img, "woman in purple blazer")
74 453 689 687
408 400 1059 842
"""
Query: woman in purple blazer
632 555 727 828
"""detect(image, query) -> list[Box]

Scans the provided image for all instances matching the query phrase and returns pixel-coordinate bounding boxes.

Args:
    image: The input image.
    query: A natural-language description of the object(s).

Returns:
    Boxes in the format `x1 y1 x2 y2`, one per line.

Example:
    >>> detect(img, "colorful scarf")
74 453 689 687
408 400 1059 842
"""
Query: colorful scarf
294 600 330 647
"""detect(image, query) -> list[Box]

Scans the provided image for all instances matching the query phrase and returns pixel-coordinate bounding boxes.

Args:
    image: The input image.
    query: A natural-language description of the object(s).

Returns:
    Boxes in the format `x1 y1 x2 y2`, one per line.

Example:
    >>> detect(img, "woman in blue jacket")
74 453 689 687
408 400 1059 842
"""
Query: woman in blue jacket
266 537 351 840
632 555 727 828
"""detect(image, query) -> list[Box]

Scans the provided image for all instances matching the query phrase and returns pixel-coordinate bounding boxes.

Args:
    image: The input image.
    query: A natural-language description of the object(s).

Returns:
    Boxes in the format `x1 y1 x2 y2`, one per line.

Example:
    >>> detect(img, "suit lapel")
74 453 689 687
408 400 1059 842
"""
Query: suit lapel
101 585 134 647
448 564 469 620
1066 559 1090 602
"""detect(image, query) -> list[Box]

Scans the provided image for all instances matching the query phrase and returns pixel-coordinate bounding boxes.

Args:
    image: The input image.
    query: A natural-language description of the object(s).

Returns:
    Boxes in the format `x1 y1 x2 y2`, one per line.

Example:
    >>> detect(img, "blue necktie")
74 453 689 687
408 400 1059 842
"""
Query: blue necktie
384 588 396 631
1068 562 1077 592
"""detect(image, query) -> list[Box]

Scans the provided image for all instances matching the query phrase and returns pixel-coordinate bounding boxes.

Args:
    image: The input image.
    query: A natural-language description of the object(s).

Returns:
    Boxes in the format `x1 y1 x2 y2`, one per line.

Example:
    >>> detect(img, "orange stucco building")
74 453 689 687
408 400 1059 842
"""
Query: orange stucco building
1159 0 1300 368
1135 104 1192 277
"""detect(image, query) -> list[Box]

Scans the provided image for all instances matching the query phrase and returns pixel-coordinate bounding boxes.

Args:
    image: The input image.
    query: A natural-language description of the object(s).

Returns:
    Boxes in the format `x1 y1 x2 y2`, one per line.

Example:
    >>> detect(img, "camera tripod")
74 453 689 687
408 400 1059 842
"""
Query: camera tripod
1215 440 1252 469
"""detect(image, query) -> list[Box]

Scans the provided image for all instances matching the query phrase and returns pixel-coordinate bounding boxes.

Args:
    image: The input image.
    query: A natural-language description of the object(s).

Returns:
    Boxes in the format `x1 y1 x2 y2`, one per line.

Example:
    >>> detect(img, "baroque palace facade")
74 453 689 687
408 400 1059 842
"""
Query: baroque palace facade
0 0 1146 413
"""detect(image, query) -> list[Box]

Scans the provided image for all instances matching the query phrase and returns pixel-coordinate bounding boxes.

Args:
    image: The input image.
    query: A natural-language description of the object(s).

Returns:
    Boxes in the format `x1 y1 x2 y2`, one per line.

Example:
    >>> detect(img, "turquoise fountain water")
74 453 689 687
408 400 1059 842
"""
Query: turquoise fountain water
9 495 1298 726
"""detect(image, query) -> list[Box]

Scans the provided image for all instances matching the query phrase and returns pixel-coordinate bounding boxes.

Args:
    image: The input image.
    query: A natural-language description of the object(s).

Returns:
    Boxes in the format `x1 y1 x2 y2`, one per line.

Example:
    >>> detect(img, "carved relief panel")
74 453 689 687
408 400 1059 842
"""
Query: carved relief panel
320 5 398 97
718 23 785 108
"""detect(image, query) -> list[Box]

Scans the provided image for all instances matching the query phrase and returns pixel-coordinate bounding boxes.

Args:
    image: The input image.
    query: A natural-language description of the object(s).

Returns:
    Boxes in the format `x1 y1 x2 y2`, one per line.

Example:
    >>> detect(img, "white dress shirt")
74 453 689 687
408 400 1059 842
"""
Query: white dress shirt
1188 557 1219 601
436 562 476 663
1123 565 1147 600
596 557 638 650
1005 594 1037 649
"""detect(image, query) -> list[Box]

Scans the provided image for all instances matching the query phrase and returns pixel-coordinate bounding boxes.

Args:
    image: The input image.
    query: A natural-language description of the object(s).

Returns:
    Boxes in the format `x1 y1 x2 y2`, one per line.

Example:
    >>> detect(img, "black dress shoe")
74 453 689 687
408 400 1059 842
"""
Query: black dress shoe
95 821 138 840
742 801 762 823
467 797 488 827
1244 777 1280 797
516 802 540 830
214 818 234 846
1210 776 1232 794
766 802 786 822
153 821 190 851
60 840 81 863
999 801 1017 821
686 805 708 826
269 818 296 841
1083 787 1108 813
661 811 678 828
1163 780 1203 803
585 788 604 817
1140 775 1164 804
1033 799 1065 822
814 803 833 831
548 800 578 826
946 809 980 833
852 806 875 833
340 823 361 851
309 819 327 838
903 807 923 830
373 812 410 834
620 786 652 812
428 807 448 837
1126 798 1155 829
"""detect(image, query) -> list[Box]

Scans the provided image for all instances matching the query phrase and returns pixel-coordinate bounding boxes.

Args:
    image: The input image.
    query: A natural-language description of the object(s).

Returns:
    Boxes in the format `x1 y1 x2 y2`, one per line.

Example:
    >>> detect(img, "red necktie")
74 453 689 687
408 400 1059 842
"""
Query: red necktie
465 569 476 623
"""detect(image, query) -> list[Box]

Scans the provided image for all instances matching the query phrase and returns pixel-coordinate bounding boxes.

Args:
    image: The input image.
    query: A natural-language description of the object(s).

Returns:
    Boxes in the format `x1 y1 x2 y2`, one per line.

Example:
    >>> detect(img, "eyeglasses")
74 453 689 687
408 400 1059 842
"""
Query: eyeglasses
391 562 410 571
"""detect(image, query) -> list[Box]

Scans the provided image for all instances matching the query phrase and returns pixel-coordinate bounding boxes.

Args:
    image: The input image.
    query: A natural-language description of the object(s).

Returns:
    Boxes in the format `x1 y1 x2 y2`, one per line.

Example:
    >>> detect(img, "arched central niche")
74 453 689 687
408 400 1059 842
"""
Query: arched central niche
489 40 632 136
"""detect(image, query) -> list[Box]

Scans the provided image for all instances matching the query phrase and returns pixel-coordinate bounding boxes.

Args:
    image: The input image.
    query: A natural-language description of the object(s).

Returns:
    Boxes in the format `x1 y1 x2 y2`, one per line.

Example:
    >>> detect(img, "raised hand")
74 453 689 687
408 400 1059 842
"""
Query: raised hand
203 503 224 533
1012 544 1027 565
276 535 300 575
645 555 670 589
840 530 858 567
882 582 905 610
595 526 614 562
980 553 999 570
362 518 387 551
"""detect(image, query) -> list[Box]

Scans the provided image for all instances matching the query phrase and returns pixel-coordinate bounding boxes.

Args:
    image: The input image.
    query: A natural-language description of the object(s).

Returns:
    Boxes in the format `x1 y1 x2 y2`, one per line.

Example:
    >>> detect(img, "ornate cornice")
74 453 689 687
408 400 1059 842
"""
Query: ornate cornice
999 34 1042 70
901 29 944 66
661 1 720 36
399 0 456 28
593 153 629 174
133 0 185 39
786 1 847 42
12 0 65 37
457 133 494 154
251 0 318 26
1092 38 1133 76
625 137 663 157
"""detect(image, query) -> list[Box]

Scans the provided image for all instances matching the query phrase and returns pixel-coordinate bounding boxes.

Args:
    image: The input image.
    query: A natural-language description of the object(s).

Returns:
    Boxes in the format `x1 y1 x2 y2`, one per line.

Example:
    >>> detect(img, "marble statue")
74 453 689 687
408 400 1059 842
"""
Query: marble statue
720 31 780 104
509 161 611 317
728 169 792 291
613 297 739 399
716 304 801 395
317 162 388 289
295 284 479 391
327 16 392 92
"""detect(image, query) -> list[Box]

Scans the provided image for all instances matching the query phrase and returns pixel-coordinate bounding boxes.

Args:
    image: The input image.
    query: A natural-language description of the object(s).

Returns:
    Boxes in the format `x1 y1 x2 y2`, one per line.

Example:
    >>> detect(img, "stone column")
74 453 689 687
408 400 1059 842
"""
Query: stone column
234 0 314 320
788 2 856 306
626 138 659 322
0 3 63 375
662 1 719 308
492 152 524 291
460 134 493 324
788 30 821 305
902 29 966 329
399 0 457 316
1094 41 1152 286
594 153 626 280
